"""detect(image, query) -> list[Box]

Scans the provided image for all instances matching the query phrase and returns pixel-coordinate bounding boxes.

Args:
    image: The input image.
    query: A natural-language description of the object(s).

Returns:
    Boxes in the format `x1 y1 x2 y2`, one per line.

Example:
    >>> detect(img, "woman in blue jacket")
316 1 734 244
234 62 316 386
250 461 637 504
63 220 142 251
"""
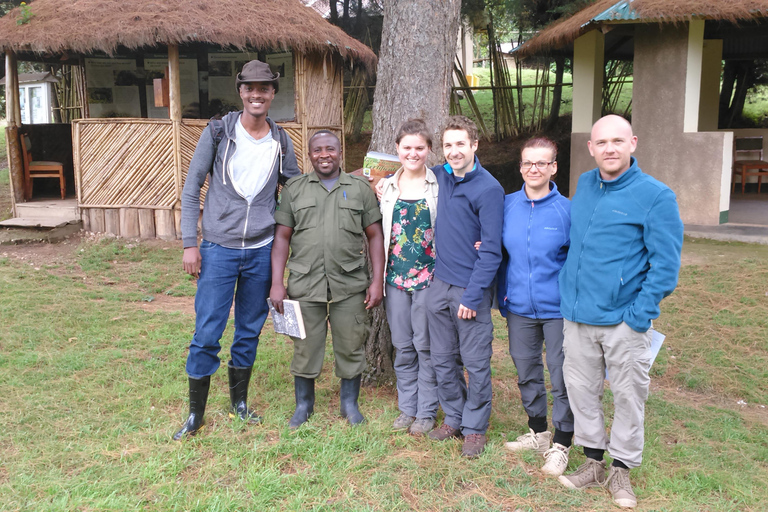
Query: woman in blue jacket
499 137 574 476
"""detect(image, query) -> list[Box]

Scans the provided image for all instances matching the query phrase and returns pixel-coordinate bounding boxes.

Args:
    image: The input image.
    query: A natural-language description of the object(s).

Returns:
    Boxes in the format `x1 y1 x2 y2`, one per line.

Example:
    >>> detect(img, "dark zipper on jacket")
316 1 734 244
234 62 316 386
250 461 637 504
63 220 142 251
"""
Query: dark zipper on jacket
572 182 607 320
527 200 539 317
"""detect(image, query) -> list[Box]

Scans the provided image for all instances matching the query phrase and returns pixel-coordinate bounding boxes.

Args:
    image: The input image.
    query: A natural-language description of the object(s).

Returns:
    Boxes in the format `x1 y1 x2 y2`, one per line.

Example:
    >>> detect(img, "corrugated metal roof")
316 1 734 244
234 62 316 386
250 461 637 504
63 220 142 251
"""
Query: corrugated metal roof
593 1 641 21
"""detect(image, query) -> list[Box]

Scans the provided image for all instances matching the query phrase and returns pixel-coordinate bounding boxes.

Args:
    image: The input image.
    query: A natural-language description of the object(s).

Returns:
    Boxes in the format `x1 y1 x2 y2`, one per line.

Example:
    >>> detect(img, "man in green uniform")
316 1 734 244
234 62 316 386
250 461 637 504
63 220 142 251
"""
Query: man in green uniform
270 130 384 428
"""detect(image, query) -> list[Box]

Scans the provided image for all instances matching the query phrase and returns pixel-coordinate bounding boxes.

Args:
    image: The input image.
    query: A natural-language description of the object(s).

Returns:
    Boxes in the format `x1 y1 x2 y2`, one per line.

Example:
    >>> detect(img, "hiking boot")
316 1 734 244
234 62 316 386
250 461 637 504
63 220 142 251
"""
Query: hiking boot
408 417 435 436
541 443 570 476
427 423 462 441
558 458 606 489
461 434 487 458
504 429 552 455
392 412 415 430
606 466 637 508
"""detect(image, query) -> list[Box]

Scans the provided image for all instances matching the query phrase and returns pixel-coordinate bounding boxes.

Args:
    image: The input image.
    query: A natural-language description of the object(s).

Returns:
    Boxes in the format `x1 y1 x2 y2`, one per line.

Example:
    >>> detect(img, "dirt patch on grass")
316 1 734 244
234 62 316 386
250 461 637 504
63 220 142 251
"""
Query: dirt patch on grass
135 293 195 315
652 380 768 427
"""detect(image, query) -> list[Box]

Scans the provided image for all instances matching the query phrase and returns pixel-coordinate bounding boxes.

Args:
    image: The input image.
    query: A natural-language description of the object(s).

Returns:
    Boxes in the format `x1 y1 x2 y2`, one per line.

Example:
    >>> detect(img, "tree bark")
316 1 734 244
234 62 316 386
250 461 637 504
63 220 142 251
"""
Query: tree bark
719 61 737 128
329 0 338 25
546 56 565 131
365 0 462 385
370 0 461 162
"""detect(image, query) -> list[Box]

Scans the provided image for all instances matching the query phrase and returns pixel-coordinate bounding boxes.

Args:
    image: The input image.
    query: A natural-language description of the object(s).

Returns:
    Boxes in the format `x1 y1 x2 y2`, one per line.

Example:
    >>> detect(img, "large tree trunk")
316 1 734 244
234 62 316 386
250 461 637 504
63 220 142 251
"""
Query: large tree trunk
364 0 462 385
329 0 338 25
546 56 565 131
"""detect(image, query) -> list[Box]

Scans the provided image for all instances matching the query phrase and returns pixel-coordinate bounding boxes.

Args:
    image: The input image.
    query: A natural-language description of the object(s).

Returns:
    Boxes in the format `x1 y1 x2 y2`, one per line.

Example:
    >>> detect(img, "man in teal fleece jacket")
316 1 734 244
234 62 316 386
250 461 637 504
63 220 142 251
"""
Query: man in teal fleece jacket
557 115 683 509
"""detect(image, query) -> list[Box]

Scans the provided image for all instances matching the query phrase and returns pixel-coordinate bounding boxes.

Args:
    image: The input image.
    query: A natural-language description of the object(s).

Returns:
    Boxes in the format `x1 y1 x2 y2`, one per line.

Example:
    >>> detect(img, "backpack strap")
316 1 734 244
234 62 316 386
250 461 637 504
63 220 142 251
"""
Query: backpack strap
208 118 226 175
276 124 290 184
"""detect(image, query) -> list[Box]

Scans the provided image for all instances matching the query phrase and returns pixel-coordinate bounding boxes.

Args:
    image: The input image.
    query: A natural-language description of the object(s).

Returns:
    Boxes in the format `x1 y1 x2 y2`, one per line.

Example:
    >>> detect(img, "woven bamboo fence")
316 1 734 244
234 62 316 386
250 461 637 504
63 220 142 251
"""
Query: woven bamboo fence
74 118 309 239
300 51 345 171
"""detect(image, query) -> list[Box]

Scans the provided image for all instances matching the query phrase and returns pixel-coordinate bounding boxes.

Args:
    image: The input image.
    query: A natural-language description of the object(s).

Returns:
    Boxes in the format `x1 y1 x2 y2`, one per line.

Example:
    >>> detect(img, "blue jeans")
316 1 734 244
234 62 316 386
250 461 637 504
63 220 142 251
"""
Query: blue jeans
186 240 272 378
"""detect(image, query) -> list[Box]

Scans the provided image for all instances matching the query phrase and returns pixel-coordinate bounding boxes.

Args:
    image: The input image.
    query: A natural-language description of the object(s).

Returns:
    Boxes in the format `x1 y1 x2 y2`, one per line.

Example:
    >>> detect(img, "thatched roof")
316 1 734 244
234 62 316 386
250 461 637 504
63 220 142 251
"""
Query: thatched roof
516 0 768 57
0 0 377 70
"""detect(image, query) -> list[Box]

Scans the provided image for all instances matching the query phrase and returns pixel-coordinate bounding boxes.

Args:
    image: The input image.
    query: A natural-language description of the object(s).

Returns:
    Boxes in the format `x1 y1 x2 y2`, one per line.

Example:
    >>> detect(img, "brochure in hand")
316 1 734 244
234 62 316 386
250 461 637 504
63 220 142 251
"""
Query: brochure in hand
362 151 400 180
267 298 306 339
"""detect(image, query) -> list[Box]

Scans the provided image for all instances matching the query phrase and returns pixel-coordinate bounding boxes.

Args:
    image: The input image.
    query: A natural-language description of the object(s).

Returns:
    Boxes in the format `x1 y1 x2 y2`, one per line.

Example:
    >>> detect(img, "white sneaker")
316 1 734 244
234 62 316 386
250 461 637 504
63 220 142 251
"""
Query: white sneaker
504 429 552 455
541 443 570 476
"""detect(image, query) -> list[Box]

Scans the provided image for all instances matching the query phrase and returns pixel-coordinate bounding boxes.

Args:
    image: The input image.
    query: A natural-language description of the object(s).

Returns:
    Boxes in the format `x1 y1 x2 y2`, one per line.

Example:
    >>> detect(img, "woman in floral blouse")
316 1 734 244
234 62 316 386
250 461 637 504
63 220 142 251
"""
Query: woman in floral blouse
379 119 440 436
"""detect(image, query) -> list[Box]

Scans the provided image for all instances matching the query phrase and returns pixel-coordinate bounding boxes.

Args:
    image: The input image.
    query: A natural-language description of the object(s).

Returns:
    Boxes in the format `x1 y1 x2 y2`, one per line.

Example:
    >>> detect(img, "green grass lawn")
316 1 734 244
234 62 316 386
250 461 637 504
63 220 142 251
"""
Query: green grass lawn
0 236 767 511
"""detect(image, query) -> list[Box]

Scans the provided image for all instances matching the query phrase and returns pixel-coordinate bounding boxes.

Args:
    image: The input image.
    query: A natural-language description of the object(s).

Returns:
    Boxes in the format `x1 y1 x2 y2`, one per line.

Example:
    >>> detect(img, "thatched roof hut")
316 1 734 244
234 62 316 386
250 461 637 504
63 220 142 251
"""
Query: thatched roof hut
1 0 377 238
0 0 376 70
516 0 768 57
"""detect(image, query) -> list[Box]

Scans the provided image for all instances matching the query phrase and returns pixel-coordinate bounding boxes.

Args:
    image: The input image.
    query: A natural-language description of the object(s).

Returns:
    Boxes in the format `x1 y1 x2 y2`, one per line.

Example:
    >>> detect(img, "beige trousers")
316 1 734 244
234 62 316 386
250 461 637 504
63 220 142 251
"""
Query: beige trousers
562 320 652 468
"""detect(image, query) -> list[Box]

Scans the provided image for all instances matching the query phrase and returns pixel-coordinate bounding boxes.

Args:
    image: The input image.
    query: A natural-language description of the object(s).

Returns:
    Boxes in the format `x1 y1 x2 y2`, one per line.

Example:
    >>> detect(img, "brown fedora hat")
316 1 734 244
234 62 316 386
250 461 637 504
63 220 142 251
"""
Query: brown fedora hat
236 60 280 90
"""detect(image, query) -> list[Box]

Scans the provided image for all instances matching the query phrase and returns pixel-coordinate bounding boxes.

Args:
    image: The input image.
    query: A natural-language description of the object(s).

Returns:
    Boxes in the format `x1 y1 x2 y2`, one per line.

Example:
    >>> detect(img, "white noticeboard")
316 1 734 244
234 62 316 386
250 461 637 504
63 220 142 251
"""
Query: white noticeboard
208 52 295 121
85 58 142 118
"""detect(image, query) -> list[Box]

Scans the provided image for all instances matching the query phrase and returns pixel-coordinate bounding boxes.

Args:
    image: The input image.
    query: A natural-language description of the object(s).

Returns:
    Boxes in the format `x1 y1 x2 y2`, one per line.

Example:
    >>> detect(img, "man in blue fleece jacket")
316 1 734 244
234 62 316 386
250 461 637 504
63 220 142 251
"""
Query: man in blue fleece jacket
557 115 683 509
426 116 504 458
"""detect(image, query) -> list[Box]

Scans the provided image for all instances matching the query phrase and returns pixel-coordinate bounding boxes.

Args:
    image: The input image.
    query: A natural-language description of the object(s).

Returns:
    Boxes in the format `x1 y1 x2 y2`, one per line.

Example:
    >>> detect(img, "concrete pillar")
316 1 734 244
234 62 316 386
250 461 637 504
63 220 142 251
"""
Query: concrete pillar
698 39 723 132
633 22 731 225
684 20 705 133
572 30 604 133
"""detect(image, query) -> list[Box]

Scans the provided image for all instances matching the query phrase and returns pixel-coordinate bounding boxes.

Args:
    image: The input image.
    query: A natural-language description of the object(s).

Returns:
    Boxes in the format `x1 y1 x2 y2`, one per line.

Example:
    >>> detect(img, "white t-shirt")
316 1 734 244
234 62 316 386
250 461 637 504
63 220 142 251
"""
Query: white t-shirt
230 115 277 249
230 115 275 204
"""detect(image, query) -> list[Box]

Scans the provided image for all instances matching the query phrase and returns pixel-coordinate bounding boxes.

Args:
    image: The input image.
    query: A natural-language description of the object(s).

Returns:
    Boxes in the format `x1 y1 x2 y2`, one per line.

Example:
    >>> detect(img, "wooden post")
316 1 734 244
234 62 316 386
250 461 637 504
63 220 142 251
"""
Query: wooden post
105 209 120 235
297 53 309 174
168 44 184 234
173 209 182 240
5 125 24 206
120 208 140 238
5 51 24 208
81 209 91 232
154 209 176 240
138 209 156 239
89 208 105 233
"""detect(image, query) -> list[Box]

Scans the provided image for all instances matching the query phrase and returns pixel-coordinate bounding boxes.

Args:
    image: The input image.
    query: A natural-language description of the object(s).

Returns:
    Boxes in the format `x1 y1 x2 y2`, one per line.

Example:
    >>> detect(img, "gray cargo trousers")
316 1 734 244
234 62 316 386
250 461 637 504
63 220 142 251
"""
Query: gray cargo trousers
562 319 652 468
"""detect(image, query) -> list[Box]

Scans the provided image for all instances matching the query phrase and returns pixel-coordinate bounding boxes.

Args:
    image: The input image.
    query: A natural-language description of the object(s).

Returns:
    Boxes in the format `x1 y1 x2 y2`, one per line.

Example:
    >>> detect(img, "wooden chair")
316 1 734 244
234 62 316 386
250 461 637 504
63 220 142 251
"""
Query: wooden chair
20 134 66 200
731 135 768 194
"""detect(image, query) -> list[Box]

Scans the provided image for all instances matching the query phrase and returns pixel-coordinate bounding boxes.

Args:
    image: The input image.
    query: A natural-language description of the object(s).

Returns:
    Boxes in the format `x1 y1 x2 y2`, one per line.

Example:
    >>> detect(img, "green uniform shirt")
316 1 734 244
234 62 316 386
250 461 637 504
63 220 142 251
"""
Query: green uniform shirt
275 171 382 302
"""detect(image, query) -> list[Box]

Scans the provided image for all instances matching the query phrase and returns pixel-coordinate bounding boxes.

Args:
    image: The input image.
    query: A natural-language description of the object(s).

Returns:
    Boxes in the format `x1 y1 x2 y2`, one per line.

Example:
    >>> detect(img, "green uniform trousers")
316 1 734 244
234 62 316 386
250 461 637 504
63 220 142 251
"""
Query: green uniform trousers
290 291 370 379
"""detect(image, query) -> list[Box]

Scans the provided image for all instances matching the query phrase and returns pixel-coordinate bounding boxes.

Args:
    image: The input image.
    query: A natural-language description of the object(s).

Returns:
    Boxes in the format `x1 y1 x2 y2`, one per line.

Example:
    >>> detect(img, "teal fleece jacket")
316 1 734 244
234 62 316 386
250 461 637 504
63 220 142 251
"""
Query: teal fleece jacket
558 157 683 332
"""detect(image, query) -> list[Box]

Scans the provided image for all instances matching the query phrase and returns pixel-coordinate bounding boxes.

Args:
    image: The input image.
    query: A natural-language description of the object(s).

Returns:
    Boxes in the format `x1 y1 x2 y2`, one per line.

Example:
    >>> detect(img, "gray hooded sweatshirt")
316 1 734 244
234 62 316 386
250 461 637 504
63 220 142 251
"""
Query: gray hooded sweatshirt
181 111 300 249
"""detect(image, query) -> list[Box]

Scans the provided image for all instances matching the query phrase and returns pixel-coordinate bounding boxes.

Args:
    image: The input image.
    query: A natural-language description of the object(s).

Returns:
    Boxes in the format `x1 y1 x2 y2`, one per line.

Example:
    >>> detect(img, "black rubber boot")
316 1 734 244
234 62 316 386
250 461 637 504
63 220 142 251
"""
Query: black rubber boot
228 361 262 424
173 376 211 441
339 375 365 425
289 376 315 429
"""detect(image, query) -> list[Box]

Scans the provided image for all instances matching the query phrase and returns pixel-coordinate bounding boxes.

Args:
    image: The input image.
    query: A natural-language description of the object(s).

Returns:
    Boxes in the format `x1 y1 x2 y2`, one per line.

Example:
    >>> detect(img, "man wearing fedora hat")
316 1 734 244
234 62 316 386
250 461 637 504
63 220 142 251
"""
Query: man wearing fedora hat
175 59 300 440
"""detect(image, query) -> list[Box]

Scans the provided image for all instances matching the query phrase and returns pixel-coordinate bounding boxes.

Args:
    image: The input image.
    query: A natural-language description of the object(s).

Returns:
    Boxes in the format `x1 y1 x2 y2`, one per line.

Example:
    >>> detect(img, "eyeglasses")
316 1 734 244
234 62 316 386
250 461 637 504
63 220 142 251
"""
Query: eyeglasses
520 161 554 171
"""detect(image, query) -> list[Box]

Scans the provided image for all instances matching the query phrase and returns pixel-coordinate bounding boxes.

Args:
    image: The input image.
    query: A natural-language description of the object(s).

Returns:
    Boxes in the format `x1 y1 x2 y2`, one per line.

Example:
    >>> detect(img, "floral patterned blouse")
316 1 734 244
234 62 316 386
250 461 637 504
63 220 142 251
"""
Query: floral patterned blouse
386 198 435 291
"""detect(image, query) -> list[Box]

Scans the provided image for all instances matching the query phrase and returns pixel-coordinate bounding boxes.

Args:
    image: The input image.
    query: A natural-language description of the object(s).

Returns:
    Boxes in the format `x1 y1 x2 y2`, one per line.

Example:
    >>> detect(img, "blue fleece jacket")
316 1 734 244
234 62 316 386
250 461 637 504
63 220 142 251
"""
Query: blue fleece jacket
559 157 683 332
497 182 570 319
432 157 504 310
